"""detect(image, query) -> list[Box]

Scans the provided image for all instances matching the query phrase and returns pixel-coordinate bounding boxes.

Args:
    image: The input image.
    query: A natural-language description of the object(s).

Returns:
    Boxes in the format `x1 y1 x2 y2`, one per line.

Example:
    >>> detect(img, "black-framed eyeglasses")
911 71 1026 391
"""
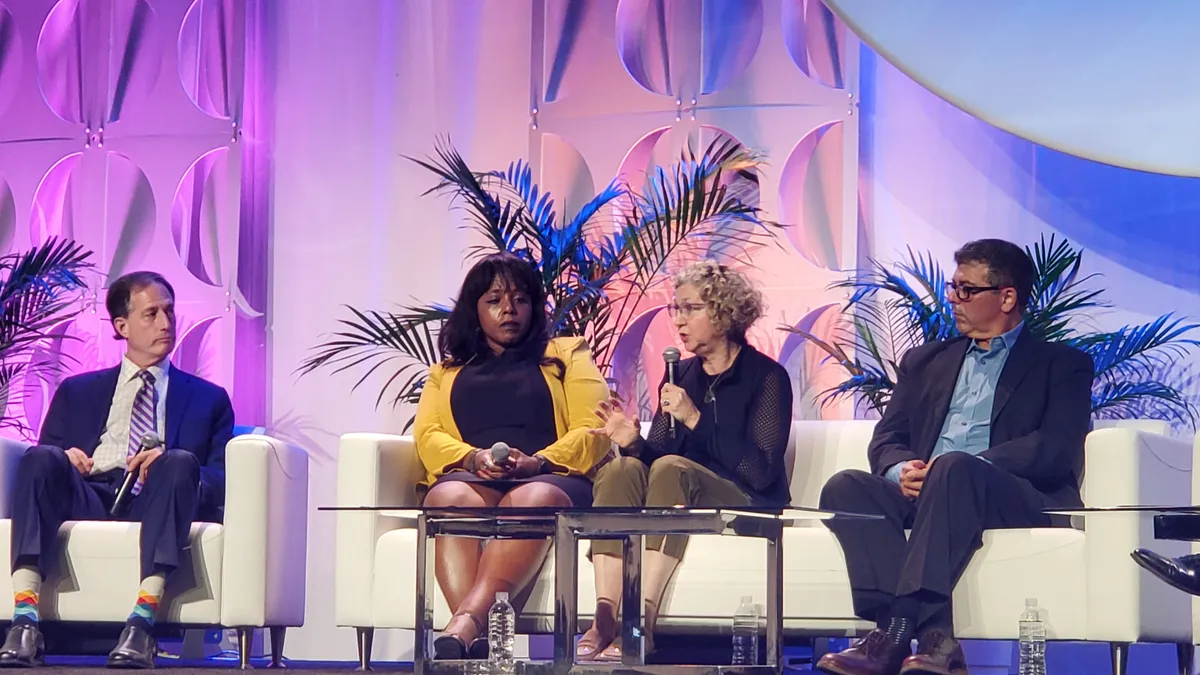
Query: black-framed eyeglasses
945 281 1002 302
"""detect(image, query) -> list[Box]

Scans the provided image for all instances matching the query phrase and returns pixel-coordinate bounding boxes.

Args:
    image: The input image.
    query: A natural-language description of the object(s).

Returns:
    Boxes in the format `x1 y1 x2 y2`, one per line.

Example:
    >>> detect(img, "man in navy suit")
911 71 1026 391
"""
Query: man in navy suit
815 240 1095 675
0 271 233 669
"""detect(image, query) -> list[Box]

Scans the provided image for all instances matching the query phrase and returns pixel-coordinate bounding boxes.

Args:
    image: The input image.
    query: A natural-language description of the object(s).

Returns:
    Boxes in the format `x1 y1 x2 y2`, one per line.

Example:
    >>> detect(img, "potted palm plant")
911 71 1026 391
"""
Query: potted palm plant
0 238 95 437
300 138 781 431
785 236 1200 427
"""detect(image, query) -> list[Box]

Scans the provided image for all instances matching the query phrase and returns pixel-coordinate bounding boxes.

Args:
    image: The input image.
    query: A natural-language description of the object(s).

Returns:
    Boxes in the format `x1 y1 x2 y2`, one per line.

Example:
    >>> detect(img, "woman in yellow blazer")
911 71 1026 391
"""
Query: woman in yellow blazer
415 252 609 660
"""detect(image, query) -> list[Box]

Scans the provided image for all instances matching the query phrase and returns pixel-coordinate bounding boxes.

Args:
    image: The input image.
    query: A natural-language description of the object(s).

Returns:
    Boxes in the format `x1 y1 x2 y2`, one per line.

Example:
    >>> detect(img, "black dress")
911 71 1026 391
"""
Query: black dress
430 348 593 507
629 343 793 506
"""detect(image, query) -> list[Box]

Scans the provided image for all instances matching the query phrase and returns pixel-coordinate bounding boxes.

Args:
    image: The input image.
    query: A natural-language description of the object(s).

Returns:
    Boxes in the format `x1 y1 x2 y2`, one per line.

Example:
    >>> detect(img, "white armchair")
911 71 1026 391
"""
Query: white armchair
0 435 309 667
334 422 1192 674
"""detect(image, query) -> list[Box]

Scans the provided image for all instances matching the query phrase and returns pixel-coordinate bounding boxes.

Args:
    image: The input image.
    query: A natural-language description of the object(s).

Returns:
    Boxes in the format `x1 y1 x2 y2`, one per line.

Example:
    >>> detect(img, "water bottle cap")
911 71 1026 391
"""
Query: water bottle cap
1024 598 1036 606
740 595 753 603
497 591 509 601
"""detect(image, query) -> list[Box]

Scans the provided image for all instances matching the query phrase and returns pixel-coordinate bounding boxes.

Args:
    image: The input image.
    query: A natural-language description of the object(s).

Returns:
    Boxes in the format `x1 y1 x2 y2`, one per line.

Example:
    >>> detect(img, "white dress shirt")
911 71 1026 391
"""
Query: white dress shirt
90 356 170 475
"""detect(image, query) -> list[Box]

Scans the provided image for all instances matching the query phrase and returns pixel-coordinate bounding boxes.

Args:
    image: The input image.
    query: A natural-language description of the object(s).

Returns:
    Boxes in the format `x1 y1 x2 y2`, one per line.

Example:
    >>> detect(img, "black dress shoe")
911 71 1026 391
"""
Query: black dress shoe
1131 548 1200 595
0 623 44 668
106 625 156 669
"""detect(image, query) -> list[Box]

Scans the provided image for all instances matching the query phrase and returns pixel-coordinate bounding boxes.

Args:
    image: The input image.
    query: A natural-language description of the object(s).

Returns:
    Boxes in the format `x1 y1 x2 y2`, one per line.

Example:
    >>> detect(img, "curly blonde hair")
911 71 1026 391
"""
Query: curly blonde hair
673 260 764 343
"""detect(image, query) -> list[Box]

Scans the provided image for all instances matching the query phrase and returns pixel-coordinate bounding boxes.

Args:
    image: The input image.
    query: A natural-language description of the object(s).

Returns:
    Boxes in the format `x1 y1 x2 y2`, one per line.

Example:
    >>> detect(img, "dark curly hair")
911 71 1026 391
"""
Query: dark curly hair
439 253 561 374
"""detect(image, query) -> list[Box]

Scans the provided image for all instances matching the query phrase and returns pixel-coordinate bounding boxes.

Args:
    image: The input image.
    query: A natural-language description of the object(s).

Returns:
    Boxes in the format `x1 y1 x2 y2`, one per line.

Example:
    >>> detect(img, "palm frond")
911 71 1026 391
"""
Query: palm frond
407 138 529 258
1092 380 1197 428
298 303 449 409
1083 314 1200 383
621 137 780 292
0 238 94 355
1023 234 1106 342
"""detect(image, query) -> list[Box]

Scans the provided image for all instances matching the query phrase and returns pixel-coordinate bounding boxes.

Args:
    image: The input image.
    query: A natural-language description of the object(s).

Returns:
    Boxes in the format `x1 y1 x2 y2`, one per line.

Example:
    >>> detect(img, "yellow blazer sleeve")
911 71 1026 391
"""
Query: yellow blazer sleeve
413 363 476 482
535 338 611 474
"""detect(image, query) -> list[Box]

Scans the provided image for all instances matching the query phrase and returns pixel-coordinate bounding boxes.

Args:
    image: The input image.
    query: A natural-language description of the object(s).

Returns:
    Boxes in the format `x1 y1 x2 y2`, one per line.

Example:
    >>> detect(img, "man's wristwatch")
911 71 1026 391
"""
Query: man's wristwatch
534 454 551 475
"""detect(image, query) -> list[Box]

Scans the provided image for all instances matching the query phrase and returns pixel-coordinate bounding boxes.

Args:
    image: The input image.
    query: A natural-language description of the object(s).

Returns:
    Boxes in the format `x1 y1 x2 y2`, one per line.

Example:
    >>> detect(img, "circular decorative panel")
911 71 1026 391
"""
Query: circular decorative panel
171 147 230 286
779 121 845 270
38 0 161 125
178 0 234 119
782 0 847 89
30 153 84 243
0 4 23 118
0 177 14 255
616 0 762 97
539 134 595 226
31 151 156 280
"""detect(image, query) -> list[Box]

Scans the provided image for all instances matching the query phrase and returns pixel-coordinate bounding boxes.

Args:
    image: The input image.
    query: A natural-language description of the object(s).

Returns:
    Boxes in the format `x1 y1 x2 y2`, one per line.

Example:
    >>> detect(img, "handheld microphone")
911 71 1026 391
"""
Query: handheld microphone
110 432 163 516
490 442 511 466
663 347 681 439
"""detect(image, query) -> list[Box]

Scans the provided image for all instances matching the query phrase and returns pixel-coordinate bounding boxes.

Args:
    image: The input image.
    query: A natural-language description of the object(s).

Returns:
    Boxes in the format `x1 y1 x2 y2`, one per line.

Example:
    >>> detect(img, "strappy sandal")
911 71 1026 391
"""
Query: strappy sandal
598 600 659 663
434 613 484 660
575 627 615 661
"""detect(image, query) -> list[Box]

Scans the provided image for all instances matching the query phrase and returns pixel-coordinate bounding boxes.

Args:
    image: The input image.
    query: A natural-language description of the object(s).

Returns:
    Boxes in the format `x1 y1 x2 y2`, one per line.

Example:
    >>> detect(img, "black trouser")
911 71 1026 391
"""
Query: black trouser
819 452 1057 629
10 445 202 580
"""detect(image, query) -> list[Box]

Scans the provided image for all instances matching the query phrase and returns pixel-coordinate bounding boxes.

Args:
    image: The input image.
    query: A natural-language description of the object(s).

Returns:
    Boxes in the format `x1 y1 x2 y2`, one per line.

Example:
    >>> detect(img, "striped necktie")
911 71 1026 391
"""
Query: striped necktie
128 370 157 495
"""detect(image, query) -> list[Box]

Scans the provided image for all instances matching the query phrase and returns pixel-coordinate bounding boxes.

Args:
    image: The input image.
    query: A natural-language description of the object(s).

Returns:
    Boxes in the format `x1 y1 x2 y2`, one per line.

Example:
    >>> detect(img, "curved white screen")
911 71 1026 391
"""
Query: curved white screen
825 0 1200 177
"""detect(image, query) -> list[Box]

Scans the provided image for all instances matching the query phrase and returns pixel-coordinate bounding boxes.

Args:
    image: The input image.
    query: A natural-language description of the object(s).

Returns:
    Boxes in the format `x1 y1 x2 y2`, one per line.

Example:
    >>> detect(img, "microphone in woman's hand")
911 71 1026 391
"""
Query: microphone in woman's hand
491 442 511 466
663 347 681 438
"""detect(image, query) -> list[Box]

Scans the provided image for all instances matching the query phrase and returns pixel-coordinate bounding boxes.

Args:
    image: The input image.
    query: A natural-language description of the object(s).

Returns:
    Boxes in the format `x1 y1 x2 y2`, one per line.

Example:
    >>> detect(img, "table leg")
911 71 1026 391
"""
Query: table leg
621 534 644 666
765 530 783 672
554 518 579 675
415 515 432 675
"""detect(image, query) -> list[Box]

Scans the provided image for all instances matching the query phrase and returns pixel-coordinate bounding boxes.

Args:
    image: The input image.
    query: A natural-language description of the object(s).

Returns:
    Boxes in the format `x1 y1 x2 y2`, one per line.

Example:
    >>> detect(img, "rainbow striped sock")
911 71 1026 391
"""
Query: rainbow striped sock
12 567 41 626
12 591 38 626
126 574 165 630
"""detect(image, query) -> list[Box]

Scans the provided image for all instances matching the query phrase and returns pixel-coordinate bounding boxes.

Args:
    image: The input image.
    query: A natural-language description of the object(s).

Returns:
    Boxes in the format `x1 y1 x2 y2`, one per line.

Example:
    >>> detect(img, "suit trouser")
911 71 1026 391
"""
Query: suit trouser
590 455 750 559
10 445 201 580
819 451 1056 628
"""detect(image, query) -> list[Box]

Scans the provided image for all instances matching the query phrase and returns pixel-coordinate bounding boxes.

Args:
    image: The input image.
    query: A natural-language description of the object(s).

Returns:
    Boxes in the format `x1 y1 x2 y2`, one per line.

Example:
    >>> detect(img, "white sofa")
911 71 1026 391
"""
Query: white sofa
0 435 309 667
335 421 1193 673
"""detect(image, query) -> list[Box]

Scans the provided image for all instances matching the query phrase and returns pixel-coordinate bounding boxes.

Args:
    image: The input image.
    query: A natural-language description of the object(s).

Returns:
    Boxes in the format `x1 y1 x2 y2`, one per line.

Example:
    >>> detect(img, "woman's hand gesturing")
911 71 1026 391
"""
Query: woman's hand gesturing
589 397 641 449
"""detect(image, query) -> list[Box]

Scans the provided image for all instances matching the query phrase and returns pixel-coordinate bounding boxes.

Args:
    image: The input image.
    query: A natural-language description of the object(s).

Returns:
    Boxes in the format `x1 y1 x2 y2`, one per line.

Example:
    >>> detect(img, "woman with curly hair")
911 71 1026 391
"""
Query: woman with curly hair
415 252 609 659
578 260 794 661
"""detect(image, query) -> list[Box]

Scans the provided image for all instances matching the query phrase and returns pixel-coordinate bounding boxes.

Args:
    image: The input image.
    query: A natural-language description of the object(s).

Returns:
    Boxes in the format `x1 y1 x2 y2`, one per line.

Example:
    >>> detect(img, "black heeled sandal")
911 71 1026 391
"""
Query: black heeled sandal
468 636 489 660
434 613 484 660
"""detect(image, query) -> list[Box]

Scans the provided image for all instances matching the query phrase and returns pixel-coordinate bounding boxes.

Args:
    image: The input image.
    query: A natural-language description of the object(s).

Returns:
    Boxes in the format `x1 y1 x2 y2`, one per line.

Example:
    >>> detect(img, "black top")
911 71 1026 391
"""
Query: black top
631 344 793 506
450 349 558 454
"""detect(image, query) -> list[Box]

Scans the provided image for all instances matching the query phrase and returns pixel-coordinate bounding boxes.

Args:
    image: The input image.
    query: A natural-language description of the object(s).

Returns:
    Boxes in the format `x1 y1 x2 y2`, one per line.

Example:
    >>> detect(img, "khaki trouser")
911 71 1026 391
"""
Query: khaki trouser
590 455 750 559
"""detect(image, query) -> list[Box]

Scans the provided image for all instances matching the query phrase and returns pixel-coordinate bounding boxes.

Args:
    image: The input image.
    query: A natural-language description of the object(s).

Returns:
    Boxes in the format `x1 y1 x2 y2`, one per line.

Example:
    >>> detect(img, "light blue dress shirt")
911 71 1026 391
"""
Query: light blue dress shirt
886 322 1024 485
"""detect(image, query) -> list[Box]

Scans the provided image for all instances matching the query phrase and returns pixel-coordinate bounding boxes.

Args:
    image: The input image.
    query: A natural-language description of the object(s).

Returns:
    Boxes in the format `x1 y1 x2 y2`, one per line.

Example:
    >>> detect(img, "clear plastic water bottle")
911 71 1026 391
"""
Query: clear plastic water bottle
731 595 760 665
1018 598 1046 675
488 591 516 672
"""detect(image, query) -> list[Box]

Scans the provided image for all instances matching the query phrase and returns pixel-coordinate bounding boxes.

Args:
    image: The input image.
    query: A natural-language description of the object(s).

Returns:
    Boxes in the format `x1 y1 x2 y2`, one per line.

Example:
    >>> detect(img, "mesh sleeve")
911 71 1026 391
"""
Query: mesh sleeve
726 365 792 490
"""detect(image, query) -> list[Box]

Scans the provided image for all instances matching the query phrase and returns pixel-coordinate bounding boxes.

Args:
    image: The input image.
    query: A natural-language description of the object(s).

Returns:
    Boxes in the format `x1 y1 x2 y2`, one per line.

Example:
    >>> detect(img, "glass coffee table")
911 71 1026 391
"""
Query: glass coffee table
1044 504 1200 541
321 505 882 675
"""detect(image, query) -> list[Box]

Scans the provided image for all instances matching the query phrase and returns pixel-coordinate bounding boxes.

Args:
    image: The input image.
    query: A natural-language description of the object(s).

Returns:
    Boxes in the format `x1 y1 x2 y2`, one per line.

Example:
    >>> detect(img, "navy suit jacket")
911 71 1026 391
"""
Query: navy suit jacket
38 365 234 518
866 331 1095 509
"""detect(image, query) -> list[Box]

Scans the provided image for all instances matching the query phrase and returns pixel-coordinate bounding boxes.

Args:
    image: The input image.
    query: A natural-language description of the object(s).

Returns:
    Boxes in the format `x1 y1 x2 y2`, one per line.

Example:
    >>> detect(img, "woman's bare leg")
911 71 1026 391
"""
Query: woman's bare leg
450 483 573 628
639 549 680 651
423 480 504 638
579 552 621 656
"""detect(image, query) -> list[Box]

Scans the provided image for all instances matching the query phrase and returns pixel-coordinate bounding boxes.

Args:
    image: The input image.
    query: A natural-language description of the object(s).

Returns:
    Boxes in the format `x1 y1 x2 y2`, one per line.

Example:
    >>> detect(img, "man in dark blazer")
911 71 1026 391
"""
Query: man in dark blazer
0 271 233 669
815 239 1094 675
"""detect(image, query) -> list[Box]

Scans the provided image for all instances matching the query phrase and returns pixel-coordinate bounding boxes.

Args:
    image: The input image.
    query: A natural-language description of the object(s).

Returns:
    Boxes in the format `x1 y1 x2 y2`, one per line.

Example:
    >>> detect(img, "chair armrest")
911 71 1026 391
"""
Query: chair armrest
1083 427 1192 643
220 434 310 628
334 433 421 627
0 438 30 518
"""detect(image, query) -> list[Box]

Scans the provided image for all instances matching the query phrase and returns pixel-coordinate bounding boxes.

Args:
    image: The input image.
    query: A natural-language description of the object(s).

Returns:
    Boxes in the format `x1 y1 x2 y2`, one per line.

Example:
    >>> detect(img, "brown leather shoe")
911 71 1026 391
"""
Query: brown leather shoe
815 629 911 675
899 629 968 675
